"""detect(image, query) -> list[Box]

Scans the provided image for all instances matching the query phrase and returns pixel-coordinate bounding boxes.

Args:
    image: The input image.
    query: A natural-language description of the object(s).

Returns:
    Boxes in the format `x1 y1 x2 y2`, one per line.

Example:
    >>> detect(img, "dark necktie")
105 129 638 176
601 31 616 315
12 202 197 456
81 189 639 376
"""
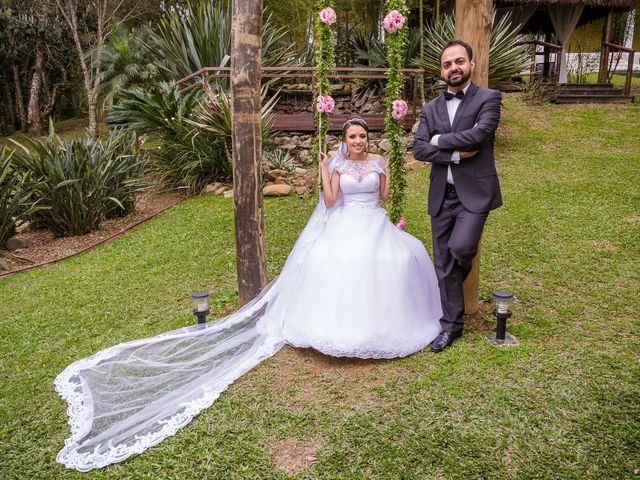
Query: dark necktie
444 90 464 101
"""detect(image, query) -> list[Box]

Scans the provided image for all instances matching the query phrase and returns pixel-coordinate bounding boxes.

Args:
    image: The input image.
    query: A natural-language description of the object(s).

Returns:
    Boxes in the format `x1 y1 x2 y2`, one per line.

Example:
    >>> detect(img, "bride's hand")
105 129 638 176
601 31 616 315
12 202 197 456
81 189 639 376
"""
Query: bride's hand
319 152 330 170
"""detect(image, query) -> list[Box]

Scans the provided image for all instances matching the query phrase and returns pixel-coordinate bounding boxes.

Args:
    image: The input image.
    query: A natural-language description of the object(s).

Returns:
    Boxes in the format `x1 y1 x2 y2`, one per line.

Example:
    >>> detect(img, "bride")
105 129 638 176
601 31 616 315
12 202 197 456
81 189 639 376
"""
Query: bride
55 116 443 471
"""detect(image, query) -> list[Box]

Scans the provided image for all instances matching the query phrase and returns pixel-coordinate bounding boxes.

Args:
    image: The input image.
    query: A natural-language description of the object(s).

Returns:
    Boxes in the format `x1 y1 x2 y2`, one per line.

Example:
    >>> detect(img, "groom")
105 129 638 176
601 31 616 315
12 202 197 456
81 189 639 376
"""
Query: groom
413 39 503 352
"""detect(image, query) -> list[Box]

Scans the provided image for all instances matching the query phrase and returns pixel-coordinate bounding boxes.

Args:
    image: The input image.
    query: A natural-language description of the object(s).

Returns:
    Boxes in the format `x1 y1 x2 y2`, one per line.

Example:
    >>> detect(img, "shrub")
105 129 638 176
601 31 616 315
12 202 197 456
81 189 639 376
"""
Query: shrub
11 132 147 236
0 148 32 249
109 82 278 193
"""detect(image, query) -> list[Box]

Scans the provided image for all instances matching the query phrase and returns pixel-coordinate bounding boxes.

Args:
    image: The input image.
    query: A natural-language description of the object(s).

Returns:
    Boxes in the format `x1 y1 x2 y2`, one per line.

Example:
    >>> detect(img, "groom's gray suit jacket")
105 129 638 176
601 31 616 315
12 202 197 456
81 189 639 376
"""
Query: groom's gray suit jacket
413 82 503 216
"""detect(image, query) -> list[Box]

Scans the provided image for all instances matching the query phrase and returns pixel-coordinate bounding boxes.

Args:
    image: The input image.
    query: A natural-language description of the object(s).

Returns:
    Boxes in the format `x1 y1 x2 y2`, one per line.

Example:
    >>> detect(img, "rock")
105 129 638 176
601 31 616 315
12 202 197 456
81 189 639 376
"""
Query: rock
223 190 234 198
281 143 296 151
275 177 288 185
5 236 27 251
300 138 312 149
266 169 290 181
378 139 391 152
295 186 309 198
214 186 228 196
295 167 307 175
298 150 310 164
204 182 223 193
406 160 426 171
263 184 291 197
264 181 275 187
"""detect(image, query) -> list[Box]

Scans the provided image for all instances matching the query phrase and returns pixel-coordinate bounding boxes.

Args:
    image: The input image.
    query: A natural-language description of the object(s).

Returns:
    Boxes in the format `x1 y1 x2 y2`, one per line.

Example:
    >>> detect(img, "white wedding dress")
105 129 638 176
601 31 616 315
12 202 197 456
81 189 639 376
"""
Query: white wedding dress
55 153 442 471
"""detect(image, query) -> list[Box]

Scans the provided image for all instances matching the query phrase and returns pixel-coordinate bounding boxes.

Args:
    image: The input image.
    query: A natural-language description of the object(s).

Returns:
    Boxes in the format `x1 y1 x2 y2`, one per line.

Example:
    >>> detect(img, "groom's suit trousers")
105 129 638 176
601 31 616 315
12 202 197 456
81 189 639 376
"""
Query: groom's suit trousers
431 186 488 334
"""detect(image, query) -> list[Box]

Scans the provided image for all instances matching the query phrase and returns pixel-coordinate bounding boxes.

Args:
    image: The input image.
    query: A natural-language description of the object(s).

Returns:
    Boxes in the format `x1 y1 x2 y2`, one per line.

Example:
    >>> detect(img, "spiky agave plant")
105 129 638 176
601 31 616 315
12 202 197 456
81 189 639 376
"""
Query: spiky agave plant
145 1 295 83
10 133 147 236
0 148 33 251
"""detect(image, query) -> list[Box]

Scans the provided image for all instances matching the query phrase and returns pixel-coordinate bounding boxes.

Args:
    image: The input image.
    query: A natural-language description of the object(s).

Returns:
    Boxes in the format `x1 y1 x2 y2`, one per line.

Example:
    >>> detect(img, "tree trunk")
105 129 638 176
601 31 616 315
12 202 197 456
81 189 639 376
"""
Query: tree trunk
55 0 100 137
230 0 267 305
455 0 492 315
13 65 27 132
87 90 99 137
3 81 16 132
42 83 61 121
27 43 45 137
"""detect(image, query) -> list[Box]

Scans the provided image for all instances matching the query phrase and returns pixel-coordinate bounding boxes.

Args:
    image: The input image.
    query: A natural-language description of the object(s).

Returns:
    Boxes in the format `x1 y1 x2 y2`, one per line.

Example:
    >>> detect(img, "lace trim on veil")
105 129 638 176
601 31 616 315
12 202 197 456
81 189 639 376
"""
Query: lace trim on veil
55 151 348 471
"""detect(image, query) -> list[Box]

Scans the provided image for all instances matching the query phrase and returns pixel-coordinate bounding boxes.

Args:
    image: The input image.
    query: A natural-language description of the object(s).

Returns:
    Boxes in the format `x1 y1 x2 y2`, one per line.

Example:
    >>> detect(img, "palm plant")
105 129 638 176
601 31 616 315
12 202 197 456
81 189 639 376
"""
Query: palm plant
106 82 201 136
350 27 421 97
149 83 278 192
417 12 531 87
98 28 161 107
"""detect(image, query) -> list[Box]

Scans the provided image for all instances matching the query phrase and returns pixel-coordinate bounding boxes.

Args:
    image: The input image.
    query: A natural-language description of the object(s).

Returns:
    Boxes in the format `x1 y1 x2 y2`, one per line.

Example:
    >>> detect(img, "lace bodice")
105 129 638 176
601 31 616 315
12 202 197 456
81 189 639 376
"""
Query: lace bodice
334 157 387 207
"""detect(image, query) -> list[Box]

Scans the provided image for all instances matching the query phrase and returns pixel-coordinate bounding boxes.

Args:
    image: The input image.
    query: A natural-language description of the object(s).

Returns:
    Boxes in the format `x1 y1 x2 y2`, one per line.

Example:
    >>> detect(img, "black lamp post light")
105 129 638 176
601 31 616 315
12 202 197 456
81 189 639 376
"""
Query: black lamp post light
189 292 210 325
488 291 518 346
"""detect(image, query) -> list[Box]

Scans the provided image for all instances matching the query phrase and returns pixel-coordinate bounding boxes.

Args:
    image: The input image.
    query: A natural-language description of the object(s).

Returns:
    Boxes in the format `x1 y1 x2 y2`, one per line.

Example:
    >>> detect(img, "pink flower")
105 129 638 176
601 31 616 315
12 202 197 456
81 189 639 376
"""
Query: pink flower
319 7 337 26
316 95 335 114
396 217 406 230
383 10 406 34
392 99 408 120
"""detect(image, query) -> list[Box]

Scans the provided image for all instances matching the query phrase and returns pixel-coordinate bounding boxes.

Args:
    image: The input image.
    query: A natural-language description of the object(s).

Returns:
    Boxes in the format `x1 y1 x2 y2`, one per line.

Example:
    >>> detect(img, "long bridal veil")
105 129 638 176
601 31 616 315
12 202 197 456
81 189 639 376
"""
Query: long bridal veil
55 155 346 471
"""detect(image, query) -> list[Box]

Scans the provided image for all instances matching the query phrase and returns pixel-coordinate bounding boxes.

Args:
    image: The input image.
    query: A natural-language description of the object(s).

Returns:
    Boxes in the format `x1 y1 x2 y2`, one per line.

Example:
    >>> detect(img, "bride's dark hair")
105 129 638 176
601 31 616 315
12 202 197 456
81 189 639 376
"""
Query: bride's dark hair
341 115 369 137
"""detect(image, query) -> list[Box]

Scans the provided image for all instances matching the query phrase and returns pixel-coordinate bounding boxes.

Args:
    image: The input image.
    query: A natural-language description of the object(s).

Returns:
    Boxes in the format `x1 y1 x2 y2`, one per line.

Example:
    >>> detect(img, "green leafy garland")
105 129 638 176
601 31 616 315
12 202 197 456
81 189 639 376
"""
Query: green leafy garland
312 0 336 163
383 0 409 223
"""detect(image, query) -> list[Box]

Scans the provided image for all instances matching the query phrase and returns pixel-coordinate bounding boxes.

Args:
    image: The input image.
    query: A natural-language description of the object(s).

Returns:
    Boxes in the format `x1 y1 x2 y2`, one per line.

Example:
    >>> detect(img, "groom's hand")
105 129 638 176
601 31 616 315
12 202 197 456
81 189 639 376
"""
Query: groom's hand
459 150 479 159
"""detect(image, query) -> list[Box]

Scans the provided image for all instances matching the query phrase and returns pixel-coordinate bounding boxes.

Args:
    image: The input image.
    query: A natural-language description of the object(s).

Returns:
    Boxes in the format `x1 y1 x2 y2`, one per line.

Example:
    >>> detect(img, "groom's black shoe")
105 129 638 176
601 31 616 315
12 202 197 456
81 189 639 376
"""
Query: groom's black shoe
431 330 462 353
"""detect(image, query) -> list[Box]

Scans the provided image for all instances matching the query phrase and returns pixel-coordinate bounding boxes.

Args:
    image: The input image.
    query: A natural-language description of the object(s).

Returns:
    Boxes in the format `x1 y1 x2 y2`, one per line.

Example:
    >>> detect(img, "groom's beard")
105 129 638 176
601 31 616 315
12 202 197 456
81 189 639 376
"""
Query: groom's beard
445 69 471 88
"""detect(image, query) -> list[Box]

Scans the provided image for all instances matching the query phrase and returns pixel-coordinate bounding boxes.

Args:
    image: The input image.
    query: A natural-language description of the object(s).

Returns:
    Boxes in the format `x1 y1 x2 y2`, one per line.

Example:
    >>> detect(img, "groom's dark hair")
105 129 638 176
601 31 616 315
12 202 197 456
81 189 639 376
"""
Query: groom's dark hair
440 40 473 63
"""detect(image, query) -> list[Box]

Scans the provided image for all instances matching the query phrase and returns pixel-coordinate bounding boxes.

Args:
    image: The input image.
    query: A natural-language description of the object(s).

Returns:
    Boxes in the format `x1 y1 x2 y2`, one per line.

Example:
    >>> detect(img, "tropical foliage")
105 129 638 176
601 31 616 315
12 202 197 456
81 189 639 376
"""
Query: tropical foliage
98 28 161 107
417 12 531 87
350 27 421 97
0 148 32 250
145 0 296 83
108 82 277 192
10 131 147 236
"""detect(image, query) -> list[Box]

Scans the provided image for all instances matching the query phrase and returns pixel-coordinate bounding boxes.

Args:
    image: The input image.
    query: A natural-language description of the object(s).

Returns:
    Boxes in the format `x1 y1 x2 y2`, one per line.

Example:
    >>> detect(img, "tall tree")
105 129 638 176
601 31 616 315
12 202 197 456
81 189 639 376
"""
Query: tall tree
230 0 267 305
54 0 135 137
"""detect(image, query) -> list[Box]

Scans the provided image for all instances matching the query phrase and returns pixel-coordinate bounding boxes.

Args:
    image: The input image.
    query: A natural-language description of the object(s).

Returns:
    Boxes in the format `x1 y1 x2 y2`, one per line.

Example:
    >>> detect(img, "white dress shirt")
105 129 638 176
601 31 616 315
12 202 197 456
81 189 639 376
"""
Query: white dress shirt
430 83 470 185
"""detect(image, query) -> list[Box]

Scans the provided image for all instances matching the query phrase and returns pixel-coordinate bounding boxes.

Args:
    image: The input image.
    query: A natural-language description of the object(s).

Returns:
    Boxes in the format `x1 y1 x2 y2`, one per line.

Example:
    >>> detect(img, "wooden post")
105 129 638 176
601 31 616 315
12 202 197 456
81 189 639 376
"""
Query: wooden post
625 51 634 96
230 0 268 305
598 10 613 84
455 0 492 315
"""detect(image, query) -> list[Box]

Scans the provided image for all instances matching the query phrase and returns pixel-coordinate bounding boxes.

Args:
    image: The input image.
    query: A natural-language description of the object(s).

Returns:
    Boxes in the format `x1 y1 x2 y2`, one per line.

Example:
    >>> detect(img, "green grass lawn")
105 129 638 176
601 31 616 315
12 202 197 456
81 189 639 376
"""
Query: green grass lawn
1 98 639 479
0 117 107 146
574 72 640 89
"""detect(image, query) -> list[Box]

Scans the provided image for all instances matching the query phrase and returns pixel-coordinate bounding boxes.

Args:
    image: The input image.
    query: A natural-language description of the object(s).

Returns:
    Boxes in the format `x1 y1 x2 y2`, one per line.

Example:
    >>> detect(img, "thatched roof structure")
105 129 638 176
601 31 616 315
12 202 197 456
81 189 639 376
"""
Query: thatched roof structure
494 0 635 36
496 0 633 7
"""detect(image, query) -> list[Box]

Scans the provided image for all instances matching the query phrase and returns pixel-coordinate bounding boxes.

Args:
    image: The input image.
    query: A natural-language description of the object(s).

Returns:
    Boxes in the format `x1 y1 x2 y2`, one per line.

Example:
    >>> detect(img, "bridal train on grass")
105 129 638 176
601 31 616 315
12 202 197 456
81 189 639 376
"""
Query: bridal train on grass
55 149 442 471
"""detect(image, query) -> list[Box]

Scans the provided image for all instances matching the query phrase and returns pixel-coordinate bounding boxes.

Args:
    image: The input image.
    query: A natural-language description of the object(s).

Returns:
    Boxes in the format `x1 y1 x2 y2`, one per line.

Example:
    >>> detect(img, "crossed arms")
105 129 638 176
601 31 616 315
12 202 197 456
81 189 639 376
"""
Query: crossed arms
413 90 502 165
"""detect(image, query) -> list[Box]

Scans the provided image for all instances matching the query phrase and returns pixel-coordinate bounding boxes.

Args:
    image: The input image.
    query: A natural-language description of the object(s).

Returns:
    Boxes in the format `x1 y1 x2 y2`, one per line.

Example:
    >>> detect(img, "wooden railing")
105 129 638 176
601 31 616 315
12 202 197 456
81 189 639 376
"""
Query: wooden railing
175 66 425 118
602 42 636 96
514 40 563 84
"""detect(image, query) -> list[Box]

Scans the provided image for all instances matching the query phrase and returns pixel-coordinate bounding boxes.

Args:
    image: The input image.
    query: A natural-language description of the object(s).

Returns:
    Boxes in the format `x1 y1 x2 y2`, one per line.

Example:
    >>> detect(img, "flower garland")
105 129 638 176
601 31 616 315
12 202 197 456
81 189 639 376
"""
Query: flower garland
383 0 409 224
313 1 336 164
